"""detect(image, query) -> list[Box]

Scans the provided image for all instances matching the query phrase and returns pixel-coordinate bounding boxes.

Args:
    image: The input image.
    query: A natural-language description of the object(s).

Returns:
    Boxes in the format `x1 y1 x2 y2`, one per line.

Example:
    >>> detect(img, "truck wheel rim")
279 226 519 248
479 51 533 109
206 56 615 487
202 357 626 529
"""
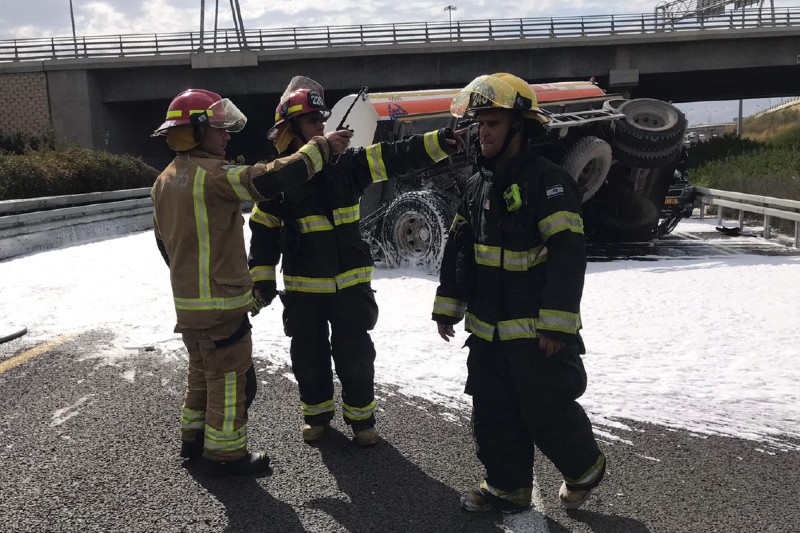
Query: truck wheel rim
391 211 432 257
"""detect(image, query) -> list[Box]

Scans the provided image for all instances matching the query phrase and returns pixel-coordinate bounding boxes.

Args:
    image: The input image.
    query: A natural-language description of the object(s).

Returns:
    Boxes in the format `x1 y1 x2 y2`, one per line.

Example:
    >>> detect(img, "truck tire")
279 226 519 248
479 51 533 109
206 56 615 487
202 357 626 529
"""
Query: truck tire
613 98 687 151
381 191 450 273
561 136 612 203
595 195 660 242
613 141 683 169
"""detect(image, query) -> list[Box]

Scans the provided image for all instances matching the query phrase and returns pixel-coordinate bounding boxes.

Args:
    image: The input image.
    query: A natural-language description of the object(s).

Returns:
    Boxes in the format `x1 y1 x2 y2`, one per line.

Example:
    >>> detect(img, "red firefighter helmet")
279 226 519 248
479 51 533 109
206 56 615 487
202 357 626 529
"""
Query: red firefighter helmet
267 88 331 140
153 89 247 136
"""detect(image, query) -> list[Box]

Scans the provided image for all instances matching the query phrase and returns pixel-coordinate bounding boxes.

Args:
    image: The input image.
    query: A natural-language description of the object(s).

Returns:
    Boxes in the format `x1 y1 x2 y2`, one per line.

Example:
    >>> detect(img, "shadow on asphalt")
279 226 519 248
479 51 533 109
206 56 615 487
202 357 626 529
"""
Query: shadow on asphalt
567 508 652 533
182 459 306 533
311 428 504 532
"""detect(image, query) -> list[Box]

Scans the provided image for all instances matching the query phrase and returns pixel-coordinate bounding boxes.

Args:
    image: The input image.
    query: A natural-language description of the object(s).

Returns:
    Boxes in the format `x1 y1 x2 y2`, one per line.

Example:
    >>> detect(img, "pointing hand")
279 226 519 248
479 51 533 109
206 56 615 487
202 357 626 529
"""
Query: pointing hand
325 130 353 155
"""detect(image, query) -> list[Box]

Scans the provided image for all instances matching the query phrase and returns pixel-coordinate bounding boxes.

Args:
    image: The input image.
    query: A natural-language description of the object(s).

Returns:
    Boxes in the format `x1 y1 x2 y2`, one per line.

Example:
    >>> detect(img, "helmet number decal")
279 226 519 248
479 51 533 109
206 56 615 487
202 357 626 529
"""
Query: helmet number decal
308 91 325 108
469 92 491 109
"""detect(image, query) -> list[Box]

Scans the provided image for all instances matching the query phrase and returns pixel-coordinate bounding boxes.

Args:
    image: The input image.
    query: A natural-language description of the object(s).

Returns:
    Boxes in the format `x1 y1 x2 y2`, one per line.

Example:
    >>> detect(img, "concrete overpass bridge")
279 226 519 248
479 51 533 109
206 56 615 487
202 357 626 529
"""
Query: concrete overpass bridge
2 8 800 167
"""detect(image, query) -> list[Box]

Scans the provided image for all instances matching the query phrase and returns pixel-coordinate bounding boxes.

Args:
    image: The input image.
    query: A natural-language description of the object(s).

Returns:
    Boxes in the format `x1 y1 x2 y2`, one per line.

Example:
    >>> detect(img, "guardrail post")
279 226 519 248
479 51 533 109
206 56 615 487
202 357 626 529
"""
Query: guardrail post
795 221 799 248
764 215 772 239
118 35 123 56
611 14 616 35
51 37 56 59
155 33 159 54
581 16 585 36
360 25 364 45
738 210 744 229
392 24 397 44
716 206 723 226
550 18 555 37
699 197 706 220
13 40 19 60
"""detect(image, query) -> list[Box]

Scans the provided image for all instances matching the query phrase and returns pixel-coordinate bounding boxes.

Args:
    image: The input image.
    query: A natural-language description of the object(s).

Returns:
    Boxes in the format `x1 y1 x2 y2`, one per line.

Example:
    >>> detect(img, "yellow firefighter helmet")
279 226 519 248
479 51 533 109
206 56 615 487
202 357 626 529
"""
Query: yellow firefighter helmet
450 73 548 124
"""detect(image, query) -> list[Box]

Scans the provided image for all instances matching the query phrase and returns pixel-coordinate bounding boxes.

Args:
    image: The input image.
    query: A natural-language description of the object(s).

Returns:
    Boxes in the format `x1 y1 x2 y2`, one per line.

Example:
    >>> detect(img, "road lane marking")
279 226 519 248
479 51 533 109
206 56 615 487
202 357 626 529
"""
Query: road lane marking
0 334 75 375
503 479 550 532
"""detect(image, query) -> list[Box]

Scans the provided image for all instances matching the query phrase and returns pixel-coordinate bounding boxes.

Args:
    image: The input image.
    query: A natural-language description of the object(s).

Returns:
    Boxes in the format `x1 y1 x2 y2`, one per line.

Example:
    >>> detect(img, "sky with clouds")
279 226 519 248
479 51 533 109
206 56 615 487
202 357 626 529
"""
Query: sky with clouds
3 0 797 41
2 1 797 123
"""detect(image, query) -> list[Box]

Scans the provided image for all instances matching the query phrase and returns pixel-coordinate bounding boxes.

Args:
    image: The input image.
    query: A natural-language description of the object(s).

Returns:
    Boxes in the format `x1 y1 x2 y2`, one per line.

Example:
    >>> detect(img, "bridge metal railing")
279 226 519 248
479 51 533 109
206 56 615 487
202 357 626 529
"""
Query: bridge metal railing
1 7 799 63
696 187 800 248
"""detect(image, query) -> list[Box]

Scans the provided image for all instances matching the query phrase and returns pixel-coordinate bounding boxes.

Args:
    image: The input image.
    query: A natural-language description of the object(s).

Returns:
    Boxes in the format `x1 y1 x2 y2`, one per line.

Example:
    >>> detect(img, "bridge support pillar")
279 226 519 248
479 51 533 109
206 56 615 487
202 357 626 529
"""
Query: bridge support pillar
609 68 639 89
46 69 105 149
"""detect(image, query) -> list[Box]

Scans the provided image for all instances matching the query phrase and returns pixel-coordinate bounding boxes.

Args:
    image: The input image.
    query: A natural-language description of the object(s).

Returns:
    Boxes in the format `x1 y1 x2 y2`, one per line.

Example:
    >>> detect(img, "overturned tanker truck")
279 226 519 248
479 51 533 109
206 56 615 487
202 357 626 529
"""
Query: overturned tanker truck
324 81 687 271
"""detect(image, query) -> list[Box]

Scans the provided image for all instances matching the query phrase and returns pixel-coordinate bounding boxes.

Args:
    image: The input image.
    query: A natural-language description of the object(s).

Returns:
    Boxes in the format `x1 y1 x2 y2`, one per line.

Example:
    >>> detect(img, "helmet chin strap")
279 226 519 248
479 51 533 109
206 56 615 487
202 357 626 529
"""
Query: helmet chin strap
290 120 309 145
494 115 522 161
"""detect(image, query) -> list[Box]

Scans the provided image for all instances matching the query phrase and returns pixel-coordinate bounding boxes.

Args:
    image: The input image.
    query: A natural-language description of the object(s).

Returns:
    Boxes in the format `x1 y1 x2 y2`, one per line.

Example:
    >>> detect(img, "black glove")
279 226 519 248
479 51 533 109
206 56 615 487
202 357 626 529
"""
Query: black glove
250 288 277 316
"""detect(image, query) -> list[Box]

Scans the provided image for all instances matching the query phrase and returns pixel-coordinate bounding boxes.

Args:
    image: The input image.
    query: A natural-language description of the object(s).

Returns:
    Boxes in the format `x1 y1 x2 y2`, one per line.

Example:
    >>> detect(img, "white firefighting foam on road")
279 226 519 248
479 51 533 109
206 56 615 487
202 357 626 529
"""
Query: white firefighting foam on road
1 217 798 451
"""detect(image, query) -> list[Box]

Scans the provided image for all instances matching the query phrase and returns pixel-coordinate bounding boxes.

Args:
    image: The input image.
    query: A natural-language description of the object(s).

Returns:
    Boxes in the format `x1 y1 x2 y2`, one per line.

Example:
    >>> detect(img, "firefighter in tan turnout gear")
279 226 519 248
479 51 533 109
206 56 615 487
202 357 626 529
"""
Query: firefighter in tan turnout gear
432 73 606 511
248 77 459 446
151 88 351 476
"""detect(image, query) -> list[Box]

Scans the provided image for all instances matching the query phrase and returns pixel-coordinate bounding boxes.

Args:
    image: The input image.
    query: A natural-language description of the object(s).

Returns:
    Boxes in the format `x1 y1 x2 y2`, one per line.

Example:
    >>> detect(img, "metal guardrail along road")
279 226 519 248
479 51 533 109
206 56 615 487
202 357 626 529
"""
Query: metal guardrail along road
0 188 153 261
696 187 800 248
1 7 799 62
2 187 799 262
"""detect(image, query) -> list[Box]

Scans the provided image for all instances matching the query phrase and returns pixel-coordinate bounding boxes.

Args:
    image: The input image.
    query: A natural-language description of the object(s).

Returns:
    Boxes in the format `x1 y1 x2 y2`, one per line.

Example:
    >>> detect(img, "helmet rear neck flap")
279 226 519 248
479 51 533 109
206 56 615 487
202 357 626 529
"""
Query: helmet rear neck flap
153 88 247 152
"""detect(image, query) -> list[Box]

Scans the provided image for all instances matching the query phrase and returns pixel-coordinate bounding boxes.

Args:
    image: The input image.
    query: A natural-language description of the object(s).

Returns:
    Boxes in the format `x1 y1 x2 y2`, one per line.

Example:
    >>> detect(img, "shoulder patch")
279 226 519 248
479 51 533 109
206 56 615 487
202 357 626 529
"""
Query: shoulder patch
545 185 564 199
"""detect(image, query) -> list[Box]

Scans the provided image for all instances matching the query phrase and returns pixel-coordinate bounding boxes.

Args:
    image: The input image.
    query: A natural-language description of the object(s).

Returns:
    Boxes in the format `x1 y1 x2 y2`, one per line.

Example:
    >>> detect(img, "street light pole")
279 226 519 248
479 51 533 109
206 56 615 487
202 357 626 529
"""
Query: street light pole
69 0 77 56
444 5 457 41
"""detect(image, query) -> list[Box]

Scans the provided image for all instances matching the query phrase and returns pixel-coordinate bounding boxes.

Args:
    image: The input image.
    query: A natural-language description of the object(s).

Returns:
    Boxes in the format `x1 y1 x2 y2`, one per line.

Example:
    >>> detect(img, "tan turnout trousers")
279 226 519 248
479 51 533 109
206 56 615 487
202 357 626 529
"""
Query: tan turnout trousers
179 316 253 462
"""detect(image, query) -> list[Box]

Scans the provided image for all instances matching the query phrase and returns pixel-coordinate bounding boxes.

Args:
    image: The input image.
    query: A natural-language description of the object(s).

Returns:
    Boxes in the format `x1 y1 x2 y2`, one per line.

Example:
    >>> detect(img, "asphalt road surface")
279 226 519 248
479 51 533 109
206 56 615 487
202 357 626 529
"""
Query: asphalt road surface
1 330 798 533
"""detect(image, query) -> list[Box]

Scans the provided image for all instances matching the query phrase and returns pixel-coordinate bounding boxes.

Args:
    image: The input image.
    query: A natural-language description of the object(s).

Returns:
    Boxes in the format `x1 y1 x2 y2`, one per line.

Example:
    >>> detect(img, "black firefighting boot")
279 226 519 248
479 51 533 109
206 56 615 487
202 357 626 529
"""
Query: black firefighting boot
205 452 272 478
460 481 531 514
180 432 204 460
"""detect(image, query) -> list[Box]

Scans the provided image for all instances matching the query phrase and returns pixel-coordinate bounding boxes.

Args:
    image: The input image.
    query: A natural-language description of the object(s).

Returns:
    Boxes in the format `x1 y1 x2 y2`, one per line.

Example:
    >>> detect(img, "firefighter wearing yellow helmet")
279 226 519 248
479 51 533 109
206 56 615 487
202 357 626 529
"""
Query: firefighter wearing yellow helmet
433 73 606 512
150 87 352 476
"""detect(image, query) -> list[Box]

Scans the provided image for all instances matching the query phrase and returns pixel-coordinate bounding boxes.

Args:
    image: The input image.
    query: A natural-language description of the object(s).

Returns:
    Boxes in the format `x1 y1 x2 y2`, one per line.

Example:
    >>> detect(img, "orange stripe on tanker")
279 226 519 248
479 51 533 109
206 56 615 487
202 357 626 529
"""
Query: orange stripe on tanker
367 82 606 120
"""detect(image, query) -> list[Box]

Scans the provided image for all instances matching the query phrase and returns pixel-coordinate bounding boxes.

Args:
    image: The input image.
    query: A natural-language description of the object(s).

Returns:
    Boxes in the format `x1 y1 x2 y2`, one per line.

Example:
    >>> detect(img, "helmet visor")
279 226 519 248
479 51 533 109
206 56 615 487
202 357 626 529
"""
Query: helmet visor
450 75 522 118
280 76 325 101
207 98 248 132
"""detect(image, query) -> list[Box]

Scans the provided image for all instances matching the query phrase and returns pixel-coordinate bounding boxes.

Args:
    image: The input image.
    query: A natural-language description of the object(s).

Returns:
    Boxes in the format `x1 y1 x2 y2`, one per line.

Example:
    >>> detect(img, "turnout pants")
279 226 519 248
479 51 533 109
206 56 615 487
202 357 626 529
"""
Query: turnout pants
281 285 379 430
180 316 257 462
465 335 605 492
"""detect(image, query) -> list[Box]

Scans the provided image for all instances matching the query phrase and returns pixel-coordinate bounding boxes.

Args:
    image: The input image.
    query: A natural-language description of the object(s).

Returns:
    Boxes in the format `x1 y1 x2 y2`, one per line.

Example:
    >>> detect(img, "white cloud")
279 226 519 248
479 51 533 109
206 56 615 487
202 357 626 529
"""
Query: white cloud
4 1 797 40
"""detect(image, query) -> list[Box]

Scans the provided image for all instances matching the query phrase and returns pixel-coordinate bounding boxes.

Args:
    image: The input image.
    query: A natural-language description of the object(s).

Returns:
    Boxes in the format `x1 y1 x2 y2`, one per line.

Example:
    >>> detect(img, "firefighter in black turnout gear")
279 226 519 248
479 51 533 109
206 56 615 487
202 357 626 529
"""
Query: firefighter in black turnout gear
249 77 458 446
432 73 606 512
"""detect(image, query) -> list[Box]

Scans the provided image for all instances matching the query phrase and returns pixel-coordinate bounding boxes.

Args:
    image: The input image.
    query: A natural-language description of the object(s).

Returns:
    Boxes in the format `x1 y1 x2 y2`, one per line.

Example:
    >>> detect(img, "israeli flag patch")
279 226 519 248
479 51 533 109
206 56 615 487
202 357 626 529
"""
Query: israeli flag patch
545 185 564 199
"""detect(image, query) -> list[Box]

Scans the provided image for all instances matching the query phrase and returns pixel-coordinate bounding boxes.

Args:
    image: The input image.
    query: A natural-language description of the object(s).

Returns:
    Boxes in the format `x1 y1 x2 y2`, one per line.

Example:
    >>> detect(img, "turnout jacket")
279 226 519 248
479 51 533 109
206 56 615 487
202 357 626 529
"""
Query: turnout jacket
152 138 330 330
248 129 453 295
432 145 586 344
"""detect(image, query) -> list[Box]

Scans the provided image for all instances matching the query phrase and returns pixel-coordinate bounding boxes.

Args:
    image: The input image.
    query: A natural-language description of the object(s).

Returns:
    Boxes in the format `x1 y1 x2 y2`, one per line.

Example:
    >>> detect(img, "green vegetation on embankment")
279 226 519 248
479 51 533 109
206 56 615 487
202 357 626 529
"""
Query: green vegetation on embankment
687 103 800 202
0 130 158 201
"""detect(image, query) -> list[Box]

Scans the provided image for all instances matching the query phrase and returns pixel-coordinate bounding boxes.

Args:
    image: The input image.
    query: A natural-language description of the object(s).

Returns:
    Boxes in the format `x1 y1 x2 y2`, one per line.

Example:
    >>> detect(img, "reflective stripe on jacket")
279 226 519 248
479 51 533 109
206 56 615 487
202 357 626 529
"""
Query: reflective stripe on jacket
152 139 328 330
249 129 454 295
432 146 586 343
